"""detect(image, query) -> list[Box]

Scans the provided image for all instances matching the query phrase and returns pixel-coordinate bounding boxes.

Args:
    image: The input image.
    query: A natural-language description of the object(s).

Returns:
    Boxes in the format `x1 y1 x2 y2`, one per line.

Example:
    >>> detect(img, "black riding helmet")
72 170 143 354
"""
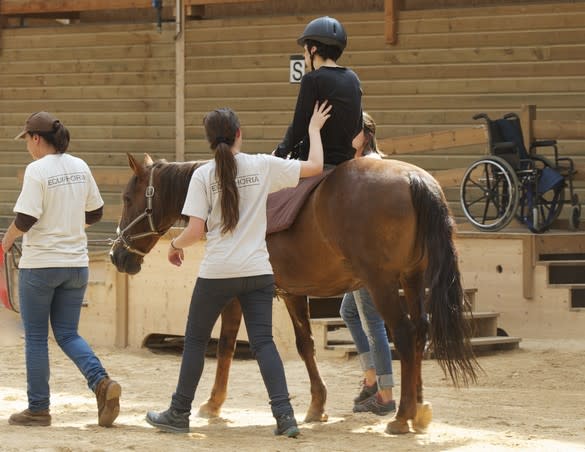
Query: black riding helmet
297 16 347 51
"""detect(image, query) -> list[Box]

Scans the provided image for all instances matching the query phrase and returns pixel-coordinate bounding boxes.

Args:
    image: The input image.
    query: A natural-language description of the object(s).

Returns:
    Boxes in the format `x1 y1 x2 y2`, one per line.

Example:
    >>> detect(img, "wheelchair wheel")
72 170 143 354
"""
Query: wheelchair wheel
460 156 520 231
570 193 581 230
518 156 565 233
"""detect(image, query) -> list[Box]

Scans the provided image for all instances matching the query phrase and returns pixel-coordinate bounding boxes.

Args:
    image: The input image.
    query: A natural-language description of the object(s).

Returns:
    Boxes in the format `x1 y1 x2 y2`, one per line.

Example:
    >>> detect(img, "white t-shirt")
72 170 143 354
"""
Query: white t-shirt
14 153 104 268
182 153 301 278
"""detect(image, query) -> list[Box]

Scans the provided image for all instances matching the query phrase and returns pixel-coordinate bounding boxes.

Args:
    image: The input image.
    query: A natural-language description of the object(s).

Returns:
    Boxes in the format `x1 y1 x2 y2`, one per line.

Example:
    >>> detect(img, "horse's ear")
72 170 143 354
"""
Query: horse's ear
127 153 144 177
144 153 154 166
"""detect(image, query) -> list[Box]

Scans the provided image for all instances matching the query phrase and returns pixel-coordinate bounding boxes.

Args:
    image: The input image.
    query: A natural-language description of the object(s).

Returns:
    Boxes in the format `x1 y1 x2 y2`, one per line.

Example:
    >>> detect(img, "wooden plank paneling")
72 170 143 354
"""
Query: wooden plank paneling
0 21 175 234
378 127 487 155
0 0 261 15
184 61 585 84
0 72 175 88
0 27 175 50
1 1 585 233
0 0 151 15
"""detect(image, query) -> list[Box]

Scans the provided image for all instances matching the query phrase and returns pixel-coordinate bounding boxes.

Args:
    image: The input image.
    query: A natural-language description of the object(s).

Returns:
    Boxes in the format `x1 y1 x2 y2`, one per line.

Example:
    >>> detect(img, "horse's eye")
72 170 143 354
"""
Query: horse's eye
123 194 132 206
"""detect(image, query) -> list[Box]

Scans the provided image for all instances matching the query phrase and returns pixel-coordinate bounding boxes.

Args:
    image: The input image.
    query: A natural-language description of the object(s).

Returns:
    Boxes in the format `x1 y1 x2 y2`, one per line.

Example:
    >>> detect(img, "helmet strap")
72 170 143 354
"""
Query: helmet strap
309 47 317 71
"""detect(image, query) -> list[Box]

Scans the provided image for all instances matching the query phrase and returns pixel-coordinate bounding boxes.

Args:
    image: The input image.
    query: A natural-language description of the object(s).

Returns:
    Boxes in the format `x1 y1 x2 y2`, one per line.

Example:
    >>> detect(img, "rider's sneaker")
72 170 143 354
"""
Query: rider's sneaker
353 393 396 416
353 379 377 404
274 413 300 438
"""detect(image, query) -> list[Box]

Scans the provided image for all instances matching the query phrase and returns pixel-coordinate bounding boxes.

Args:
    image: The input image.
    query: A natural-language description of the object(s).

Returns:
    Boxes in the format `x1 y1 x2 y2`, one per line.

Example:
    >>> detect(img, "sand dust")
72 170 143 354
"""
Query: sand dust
1 307 585 452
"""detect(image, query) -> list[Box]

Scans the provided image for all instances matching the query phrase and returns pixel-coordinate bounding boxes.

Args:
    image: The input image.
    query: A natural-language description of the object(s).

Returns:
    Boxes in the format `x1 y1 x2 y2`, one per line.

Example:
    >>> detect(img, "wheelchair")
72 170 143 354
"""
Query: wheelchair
460 112 581 233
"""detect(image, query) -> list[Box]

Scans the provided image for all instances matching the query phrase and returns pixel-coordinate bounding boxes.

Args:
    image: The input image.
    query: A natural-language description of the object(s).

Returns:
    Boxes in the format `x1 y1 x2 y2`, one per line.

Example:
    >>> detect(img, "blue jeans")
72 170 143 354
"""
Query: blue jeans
171 275 294 418
340 288 394 389
19 267 108 412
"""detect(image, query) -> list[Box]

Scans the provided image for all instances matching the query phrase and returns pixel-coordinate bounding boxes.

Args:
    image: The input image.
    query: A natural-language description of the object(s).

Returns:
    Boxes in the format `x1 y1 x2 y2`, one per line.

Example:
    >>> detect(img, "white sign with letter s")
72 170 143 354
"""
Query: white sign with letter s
289 55 305 84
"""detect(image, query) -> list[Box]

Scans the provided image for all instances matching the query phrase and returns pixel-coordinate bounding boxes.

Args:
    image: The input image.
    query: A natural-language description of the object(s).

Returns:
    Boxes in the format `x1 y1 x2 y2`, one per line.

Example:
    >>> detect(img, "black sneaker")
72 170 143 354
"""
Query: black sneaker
145 408 190 433
353 379 377 404
353 394 396 416
274 413 300 438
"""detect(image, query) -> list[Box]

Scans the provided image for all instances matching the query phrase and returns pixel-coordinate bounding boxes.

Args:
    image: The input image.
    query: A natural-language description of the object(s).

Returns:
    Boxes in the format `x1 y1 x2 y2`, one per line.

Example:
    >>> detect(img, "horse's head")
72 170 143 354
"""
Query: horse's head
110 153 169 275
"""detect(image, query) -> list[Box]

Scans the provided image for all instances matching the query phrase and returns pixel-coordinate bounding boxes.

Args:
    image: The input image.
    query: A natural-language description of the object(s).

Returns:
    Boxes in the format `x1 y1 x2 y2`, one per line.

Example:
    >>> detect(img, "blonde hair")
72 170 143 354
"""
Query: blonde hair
361 112 384 157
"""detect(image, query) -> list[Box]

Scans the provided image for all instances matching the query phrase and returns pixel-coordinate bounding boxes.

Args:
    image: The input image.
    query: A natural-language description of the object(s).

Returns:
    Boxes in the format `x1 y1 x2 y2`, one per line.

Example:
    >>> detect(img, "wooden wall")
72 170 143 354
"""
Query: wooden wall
0 22 176 240
1 1 584 242
182 2 585 221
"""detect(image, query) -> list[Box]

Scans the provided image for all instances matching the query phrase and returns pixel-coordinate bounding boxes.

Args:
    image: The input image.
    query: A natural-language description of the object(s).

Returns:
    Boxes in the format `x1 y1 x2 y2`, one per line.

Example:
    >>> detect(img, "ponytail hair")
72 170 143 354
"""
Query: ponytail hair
362 111 384 157
37 120 70 153
203 108 240 234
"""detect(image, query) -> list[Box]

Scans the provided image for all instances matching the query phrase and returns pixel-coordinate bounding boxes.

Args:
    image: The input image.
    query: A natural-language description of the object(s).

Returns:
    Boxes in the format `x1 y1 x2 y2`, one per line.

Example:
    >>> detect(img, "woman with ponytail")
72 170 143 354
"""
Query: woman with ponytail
2 112 121 428
146 101 331 437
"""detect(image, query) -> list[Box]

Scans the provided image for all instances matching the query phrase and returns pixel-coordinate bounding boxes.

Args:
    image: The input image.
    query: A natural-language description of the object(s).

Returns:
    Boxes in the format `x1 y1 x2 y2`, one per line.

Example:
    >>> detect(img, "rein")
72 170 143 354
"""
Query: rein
112 167 164 257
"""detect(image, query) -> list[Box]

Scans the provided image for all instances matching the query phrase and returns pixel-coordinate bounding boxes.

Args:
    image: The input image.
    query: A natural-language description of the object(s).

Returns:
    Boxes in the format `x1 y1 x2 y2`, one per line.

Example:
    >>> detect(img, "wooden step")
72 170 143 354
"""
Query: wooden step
309 287 478 317
311 308 519 359
311 310 497 336
324 335 521 358
469 335 521 348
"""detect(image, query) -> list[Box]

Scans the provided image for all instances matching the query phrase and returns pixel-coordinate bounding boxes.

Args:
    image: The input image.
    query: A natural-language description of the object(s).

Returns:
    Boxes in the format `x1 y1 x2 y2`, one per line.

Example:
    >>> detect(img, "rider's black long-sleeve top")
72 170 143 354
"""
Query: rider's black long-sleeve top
276 66 363 166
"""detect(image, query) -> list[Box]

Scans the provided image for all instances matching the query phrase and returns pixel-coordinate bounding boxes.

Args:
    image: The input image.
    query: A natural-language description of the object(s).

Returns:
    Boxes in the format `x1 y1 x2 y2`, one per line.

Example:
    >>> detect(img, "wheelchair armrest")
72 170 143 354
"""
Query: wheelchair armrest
531 140 557 147
503 112 520 121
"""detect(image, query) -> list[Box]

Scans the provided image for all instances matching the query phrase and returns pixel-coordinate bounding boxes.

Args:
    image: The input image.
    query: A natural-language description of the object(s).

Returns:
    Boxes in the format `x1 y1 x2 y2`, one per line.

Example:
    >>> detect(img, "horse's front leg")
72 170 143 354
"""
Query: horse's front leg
370 278 417 434
198 298 242 418
281 293 328 422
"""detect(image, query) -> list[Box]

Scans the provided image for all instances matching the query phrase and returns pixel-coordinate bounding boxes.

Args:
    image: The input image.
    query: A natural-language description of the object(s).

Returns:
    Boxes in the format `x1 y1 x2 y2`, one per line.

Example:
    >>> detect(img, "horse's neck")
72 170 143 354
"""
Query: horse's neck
162 161 203 220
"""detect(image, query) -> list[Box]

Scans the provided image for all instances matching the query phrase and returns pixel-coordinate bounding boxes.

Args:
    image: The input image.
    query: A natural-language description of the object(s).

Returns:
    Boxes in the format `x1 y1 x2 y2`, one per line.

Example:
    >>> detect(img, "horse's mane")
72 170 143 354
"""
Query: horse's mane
151 159 208 223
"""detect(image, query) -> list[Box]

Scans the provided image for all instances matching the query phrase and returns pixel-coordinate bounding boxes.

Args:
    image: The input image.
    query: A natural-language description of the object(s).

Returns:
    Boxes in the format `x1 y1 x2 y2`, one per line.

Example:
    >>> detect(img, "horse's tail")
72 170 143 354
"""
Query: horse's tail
409 171 480 387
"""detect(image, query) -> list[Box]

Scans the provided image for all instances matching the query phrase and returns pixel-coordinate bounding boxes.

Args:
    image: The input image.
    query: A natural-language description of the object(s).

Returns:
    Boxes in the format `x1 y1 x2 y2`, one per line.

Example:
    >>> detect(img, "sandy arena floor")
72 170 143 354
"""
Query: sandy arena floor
1 307 585 452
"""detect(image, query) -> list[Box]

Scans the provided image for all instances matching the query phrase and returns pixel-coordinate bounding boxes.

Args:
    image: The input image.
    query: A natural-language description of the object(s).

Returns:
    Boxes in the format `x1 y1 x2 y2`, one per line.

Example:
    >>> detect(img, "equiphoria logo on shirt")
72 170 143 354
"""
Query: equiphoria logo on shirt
211 174 260 194
47 172 87 188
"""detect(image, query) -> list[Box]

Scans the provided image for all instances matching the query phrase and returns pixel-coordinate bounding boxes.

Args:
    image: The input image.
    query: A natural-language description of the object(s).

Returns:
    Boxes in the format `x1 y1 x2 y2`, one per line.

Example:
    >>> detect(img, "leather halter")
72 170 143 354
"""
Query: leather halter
113 167 163 257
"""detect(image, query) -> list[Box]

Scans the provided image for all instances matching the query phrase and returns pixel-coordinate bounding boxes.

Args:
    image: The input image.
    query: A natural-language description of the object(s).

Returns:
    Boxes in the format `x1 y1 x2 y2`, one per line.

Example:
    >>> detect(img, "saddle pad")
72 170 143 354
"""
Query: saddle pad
266 169 332 235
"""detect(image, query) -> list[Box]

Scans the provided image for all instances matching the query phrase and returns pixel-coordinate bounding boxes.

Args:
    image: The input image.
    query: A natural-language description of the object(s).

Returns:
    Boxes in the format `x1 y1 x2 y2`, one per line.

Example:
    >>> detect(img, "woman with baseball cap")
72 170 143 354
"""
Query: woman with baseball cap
2 111 121 428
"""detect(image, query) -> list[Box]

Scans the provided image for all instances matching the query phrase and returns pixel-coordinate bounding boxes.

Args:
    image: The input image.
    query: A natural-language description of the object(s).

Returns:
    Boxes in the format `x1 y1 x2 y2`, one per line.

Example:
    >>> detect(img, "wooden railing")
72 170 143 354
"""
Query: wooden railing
378 104 585 187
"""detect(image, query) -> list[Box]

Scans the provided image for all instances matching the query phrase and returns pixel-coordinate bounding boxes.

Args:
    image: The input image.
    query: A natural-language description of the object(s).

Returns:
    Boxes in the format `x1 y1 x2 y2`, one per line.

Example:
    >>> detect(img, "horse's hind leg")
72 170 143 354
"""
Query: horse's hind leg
370 276 417 434
198 298 242 418
402 270 432 433
281 293 328 422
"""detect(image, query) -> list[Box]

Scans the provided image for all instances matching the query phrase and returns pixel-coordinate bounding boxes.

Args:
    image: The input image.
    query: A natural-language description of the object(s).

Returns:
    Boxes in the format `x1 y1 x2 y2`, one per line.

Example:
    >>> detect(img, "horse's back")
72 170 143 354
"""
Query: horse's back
314 158 423 235
312 159 429 276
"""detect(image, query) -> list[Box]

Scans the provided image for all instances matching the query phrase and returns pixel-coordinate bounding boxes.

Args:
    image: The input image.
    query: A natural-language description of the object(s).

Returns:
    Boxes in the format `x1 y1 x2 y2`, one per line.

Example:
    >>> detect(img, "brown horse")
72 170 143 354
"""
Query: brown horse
110 153 478 434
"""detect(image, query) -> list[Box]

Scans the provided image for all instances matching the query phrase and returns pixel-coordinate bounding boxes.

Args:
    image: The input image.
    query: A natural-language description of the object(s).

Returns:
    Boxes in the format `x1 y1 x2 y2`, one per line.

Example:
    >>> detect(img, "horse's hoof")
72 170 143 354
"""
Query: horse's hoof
304 411 328 423
198 402 220 419
412 402 433 433
385 417 410 435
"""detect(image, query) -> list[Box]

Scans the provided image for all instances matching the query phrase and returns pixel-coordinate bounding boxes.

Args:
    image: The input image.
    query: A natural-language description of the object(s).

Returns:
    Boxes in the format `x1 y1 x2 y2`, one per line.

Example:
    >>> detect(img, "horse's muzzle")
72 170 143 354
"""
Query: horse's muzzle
109 247 143 275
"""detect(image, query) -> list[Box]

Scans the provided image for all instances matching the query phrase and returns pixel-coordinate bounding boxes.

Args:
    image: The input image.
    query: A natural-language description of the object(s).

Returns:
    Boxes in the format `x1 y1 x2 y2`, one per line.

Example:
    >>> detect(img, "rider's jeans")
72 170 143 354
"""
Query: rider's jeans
340 287 394 389
19 267 108 411
171 274 295 419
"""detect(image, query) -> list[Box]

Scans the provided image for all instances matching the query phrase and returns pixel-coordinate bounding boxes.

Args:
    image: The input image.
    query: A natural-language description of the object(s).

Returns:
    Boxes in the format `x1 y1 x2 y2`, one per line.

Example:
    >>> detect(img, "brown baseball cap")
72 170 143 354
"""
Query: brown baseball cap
14 111 59 140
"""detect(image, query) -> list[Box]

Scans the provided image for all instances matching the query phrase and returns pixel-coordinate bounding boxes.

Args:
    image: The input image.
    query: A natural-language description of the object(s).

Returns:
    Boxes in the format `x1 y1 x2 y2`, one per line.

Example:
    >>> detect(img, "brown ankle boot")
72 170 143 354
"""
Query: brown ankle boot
9 409 51 426
95 377 121 427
